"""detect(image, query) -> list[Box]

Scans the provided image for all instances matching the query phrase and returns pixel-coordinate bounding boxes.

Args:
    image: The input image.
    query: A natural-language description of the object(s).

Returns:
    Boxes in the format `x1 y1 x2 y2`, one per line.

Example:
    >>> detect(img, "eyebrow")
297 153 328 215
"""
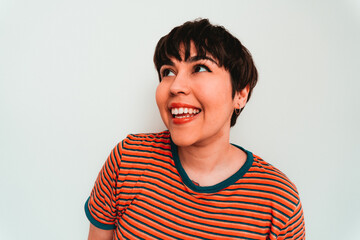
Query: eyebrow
161 55 219 68
186 55 219 65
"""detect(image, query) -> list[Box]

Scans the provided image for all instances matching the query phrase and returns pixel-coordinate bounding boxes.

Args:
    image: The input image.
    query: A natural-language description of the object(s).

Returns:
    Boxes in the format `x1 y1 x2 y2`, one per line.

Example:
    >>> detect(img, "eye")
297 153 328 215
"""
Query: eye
194 65 211 73
161 68 175 78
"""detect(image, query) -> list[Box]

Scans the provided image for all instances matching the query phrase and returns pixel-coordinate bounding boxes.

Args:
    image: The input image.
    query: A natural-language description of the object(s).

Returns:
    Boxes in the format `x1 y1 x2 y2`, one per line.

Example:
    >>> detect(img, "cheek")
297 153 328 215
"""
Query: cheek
155 83 167 110
196 81 233 108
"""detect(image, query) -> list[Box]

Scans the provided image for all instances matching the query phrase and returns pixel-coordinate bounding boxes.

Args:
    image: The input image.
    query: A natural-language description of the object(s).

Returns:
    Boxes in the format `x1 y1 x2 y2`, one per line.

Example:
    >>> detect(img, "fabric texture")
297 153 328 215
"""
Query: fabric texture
85 131 305 239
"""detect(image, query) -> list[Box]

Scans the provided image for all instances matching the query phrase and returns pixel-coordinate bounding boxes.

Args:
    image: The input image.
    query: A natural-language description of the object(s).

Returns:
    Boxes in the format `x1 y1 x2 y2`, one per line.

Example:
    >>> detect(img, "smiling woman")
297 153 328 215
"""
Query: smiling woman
85 19 305 239
156 44 240 147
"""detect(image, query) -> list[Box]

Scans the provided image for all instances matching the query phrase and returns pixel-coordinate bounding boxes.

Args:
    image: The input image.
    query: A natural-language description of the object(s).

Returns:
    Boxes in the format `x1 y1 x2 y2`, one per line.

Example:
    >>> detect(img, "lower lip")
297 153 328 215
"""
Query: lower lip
172 114 198 124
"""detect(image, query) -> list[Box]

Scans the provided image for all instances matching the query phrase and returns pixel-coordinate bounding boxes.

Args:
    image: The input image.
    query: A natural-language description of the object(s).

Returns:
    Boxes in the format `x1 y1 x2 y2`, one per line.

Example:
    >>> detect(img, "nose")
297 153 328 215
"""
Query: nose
169 71 190 96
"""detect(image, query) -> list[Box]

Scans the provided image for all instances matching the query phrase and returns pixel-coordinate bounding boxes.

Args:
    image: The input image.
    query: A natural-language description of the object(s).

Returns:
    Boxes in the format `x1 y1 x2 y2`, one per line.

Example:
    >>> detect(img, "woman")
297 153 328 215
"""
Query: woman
85 19 305 239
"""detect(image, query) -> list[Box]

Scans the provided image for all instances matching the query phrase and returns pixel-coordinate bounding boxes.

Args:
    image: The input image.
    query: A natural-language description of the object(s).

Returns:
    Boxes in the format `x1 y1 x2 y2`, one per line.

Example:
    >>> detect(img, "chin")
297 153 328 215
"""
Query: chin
168 130 197 147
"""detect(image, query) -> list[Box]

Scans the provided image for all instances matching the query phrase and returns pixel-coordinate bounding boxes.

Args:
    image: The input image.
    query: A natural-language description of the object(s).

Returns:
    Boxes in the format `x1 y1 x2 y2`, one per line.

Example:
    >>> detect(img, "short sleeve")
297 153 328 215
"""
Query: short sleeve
84 142 122 230
277 201 306 239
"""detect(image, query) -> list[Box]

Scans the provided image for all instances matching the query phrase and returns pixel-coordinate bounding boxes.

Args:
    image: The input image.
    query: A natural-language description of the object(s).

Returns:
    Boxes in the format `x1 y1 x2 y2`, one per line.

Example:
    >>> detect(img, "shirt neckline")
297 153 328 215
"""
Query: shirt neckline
170 138 254 194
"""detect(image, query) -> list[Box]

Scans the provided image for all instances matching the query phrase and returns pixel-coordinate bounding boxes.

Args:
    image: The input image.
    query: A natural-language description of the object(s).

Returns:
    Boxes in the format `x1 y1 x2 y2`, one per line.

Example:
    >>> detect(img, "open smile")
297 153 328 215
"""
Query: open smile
169 104 202 124
171 107 201 118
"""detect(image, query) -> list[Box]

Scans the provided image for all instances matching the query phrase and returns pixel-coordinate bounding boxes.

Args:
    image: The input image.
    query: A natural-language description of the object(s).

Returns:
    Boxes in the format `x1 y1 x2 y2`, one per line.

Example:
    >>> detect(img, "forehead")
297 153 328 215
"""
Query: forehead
164 42 219 66
180 42 211 58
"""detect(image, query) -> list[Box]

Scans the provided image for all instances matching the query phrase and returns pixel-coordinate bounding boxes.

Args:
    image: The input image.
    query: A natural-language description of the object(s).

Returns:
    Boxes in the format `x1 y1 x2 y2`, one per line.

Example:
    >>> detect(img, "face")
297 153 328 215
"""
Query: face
155 44 247 147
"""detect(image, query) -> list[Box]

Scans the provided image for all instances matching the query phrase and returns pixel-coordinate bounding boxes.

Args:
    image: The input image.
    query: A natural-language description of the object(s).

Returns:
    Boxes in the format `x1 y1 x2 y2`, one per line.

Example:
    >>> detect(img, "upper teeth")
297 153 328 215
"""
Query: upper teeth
171 107 200 115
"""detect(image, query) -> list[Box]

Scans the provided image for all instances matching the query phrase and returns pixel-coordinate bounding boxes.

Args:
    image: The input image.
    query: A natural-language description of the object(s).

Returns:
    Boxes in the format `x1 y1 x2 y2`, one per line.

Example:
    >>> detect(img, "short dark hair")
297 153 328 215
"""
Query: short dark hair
153 18 258 127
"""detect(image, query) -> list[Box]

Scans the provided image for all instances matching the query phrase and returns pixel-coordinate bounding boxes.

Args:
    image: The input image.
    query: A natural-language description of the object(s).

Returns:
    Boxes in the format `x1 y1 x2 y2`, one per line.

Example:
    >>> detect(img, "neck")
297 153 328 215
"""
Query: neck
177 130 247 187
173 118 248 186
178 136 231 174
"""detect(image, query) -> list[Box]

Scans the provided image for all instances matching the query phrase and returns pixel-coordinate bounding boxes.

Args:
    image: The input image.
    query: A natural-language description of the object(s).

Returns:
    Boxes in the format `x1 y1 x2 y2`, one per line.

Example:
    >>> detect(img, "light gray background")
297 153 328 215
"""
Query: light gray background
1 0 359 239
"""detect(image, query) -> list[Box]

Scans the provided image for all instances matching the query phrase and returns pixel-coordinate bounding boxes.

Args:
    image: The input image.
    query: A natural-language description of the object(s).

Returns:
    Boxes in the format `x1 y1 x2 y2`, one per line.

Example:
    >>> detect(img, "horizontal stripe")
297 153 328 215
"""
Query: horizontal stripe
115 182 288 227
85 131 305 239
113 166 293 220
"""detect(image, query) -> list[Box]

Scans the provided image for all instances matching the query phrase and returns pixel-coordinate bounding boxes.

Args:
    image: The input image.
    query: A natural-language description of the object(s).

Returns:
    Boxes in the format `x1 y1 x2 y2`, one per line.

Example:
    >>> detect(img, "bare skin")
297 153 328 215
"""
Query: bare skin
179 139 247 187
177 86 249 187
88 223 114 240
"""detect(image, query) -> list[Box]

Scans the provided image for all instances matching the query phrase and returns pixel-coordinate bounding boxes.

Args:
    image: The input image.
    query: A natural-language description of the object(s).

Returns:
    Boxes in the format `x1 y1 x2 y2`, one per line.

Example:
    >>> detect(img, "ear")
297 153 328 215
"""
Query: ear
234 85 250 109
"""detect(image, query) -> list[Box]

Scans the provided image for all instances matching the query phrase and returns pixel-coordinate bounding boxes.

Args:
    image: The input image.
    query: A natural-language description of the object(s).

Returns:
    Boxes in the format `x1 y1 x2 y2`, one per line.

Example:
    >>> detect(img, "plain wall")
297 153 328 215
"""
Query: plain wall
1 0 359 239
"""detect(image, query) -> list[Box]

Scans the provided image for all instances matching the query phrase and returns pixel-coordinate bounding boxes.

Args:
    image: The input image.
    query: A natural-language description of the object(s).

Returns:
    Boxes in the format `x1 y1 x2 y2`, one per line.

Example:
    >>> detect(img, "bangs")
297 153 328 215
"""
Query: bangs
154 21 227 75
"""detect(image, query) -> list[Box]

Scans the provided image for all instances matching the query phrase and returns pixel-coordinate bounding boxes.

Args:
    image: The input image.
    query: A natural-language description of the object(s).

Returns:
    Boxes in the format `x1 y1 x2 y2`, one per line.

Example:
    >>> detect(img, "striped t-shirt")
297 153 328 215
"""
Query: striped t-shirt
85 131 305 239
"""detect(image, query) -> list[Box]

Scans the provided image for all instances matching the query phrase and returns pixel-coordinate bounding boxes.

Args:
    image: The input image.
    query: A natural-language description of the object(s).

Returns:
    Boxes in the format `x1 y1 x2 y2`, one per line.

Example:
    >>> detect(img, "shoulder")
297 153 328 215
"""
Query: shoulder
107 131 172 165
121 130 171 150
245 154 305 238
244 154 301 216
117 131 173 161
249 154 299 197
124 130 171 144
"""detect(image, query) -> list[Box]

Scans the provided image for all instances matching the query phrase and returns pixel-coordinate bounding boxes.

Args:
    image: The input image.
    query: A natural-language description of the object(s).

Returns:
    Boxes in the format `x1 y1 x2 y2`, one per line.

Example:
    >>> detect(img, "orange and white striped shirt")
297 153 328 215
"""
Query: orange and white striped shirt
85 131 305 239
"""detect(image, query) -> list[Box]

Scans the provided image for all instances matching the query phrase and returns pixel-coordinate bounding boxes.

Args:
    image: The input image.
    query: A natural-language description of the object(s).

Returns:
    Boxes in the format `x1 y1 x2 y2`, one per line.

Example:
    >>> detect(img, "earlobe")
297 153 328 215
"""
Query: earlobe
235 85 250 109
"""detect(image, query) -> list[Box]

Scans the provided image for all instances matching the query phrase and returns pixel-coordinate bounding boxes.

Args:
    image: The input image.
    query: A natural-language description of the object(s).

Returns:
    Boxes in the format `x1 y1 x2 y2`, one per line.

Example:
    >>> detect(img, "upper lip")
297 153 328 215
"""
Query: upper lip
168 102 201 110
